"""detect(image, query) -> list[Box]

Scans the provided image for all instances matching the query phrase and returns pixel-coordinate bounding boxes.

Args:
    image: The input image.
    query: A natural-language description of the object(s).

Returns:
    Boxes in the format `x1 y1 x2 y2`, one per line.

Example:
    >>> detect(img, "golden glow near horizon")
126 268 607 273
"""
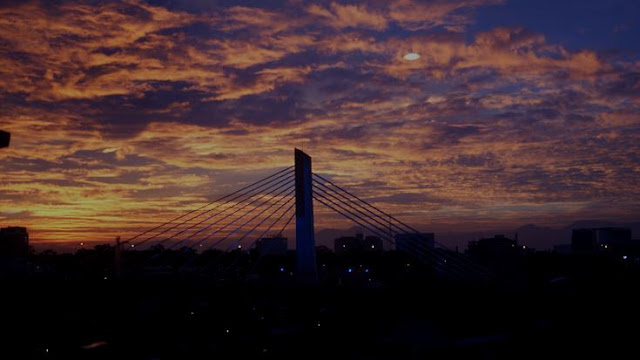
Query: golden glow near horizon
0 1 638 247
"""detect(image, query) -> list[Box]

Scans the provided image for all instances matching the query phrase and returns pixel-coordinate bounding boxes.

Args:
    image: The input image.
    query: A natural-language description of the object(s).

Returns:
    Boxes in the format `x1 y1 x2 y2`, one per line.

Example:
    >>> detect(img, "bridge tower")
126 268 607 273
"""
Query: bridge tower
295 149 318 283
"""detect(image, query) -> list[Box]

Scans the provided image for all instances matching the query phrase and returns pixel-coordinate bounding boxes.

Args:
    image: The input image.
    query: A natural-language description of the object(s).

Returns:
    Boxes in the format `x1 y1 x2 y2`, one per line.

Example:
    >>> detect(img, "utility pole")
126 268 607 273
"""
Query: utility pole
114 236 122 279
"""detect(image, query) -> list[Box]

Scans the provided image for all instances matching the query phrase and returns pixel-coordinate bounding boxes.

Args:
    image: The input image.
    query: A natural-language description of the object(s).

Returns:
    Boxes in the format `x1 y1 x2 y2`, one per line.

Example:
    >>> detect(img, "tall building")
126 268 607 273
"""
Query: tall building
572 227 632 253
394 233 434 253
335 232 383 254
467 235 519 258
571 229 596 253
466 234 527 272
594 228 632 247
0 226 29 258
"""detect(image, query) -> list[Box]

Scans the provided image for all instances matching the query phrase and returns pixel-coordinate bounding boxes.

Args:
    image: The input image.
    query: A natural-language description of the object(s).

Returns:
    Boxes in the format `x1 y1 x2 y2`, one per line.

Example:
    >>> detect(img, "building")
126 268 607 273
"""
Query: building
256 235 288 256
0 226 29 258
571 229 596 253
467 235 520 258
0 130 9 148
394 233 434 253
553 244 572 255
466 234 530 273
334 232 383 254
571 228 632 254
594 228 632 248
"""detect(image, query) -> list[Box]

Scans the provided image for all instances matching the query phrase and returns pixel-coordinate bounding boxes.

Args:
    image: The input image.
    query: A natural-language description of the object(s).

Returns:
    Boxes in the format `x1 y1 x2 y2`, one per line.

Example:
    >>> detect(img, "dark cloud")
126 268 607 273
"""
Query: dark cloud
0 0 639 244
605 72 640 97
445 153 500 168
369 192 453 205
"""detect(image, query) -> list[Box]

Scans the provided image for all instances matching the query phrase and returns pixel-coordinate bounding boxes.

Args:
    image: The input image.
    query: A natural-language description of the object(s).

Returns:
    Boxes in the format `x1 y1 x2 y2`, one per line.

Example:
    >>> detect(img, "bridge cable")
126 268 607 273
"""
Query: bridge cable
186 181 295 250
129 168 294 249
203 199 296 276
122 166 293 245
313 173 488 276
166 178 294 251
133 168 293 249
312 189 469 279
225 194 296 251
313 183 481 277
169 185 294 274
200 188 296 252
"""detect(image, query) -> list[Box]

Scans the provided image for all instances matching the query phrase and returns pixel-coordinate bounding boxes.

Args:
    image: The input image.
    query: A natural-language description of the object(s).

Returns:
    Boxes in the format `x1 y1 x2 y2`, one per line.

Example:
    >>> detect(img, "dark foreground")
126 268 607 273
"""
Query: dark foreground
2 268 639 360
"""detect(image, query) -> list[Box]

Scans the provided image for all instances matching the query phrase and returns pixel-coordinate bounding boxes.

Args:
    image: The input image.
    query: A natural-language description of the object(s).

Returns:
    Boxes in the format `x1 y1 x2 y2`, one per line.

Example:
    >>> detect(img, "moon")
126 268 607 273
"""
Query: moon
403 52 420 61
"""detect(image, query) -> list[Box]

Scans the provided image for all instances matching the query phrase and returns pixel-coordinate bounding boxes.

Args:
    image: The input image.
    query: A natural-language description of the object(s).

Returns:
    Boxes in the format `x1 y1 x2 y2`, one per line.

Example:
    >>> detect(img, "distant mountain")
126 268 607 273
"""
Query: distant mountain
565 220 640 233
515 224 570 250
512 221 640 250
315 226 362 248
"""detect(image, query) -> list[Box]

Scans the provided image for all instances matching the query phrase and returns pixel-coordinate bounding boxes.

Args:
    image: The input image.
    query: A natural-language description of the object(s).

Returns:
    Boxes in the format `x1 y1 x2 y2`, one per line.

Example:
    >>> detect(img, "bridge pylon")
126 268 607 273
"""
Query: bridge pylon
295 149 318 283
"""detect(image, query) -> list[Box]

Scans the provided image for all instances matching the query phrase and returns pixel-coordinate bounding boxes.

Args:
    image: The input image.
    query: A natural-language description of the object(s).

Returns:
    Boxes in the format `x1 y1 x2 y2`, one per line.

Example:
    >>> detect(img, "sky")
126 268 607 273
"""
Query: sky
0 0 639 248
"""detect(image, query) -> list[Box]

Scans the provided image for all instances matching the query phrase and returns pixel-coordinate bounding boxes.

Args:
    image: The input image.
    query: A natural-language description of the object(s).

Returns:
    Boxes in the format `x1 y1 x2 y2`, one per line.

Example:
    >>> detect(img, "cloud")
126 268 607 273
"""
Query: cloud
0 0 638 245
0 0 199 100
373 28 605 82
388 0 505 31
307 3 388 30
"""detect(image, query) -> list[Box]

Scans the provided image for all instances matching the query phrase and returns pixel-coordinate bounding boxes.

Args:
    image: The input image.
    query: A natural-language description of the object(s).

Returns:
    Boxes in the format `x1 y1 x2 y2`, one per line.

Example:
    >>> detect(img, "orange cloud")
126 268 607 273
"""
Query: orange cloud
308 3 388 30
0 1 638 248
389 0 505 31
374 28 605 81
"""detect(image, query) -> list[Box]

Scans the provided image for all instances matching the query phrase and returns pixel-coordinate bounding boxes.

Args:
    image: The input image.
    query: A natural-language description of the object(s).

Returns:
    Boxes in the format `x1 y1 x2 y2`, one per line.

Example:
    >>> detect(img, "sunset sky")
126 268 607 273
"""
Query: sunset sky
1 0 639 248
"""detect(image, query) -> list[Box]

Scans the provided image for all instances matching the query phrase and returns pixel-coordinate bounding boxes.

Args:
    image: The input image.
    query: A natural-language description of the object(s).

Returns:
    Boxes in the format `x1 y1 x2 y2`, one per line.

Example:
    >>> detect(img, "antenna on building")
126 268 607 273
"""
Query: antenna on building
114 236 122 279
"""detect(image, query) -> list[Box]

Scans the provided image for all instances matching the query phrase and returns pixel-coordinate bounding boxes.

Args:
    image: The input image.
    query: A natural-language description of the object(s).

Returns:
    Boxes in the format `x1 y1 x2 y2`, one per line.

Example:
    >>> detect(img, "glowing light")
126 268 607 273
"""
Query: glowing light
623 255 628 260
82 341 108 350
279 267 285 272
371 245 375 249
347 268 353 273
237 245 242 249
80 242 84 246
131 244 135 248
404 52 420 61
103 276 108 280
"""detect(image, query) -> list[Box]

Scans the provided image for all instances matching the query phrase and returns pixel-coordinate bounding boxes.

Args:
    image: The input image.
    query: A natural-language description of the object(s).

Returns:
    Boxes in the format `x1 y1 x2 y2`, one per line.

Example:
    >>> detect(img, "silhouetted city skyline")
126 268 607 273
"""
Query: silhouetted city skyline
1 1 639 358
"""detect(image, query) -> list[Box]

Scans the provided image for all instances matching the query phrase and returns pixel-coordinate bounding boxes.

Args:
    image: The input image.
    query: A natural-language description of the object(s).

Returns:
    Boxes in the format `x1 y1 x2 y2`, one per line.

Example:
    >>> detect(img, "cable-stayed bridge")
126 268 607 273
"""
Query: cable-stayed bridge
118 149 488 282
